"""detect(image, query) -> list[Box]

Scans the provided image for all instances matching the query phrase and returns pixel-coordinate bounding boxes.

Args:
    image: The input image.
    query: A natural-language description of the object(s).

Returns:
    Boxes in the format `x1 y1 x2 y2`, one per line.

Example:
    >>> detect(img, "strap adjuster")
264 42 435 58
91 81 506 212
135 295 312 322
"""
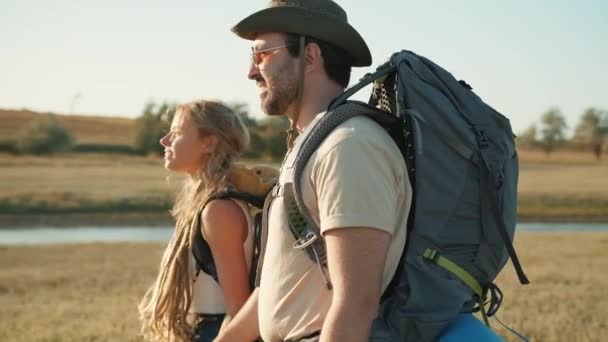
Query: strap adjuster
423 248 440 263
293 231 318 249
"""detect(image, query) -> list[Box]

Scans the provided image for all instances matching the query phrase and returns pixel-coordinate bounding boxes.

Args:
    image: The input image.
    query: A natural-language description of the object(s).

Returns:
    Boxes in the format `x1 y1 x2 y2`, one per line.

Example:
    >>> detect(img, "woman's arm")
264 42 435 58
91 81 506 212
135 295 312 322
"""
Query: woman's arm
202 199 251 319
214 288 260 342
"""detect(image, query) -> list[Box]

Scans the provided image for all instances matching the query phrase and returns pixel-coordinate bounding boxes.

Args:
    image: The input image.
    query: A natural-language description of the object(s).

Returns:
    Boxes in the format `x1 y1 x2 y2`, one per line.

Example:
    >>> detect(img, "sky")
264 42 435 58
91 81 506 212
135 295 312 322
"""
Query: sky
1 0 607 135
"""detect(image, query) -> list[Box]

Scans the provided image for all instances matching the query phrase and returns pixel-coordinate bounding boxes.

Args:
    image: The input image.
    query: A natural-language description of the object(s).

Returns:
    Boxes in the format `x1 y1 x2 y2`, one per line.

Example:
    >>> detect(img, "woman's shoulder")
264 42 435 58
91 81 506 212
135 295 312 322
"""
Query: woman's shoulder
200 198 248 242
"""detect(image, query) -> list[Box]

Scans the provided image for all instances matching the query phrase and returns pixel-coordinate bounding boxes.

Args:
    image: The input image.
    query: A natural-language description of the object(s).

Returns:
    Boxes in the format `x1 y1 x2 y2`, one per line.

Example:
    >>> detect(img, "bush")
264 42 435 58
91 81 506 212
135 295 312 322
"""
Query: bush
15 114 74 155
133 102 170 155
0 139 16 154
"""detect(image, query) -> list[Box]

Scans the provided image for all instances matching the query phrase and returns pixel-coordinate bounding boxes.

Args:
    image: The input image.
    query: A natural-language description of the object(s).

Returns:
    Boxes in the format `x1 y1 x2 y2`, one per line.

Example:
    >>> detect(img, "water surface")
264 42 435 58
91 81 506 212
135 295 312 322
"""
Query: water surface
0 223 607 245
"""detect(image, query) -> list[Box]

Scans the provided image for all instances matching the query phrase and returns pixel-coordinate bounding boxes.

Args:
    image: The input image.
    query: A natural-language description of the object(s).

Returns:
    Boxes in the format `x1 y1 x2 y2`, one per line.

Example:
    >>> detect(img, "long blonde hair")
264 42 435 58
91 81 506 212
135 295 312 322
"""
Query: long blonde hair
139 99 249 341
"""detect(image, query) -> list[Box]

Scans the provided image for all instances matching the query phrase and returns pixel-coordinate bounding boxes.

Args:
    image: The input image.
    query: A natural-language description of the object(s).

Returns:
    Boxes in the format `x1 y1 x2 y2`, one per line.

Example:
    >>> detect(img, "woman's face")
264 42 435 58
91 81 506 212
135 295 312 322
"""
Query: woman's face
159 111 216 177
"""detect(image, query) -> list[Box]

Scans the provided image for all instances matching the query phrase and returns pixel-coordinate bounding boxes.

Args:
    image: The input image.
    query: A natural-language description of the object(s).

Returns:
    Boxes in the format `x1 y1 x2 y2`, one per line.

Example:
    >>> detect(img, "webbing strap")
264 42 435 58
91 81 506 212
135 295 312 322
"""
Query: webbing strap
254 185 275 287
422 248 490 327
422 248 482 297
284 183 332 289
479 151 530 285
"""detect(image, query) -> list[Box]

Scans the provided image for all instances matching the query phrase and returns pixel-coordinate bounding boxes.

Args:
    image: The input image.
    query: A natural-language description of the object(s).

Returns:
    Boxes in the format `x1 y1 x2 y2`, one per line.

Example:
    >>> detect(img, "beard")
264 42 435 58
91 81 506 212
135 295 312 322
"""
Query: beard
261 61 299 117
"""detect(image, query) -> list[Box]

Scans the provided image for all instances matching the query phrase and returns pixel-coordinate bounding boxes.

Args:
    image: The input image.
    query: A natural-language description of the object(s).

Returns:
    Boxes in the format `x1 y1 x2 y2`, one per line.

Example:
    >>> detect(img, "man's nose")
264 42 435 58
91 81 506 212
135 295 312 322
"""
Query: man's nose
248 62 260 80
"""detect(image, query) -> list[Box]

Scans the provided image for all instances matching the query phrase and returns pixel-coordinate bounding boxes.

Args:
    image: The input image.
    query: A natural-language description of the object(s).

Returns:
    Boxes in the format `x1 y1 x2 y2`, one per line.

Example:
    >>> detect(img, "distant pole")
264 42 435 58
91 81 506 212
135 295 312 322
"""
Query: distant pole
70 92 81 114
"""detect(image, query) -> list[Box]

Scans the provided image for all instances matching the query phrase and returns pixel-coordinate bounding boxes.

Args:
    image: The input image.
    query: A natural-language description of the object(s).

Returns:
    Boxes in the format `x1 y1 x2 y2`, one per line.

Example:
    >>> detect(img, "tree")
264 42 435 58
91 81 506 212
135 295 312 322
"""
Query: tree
226 102 291 159
228 102 258 129
133 101 171 155
517 124 538 149
573 108 608 159
227 102 266 158
16 114 74 155
259 116 289 159
539 108 567 155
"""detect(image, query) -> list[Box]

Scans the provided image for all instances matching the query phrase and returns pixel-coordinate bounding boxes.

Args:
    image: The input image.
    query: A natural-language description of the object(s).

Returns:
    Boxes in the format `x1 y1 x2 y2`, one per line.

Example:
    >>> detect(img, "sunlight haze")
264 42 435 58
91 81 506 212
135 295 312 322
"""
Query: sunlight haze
1 0 606 135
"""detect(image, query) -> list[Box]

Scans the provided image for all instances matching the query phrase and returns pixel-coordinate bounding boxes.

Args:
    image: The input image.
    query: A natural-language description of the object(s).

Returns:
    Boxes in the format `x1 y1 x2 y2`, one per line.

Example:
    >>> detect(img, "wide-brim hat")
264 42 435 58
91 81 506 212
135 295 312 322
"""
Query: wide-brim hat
232 0 372 67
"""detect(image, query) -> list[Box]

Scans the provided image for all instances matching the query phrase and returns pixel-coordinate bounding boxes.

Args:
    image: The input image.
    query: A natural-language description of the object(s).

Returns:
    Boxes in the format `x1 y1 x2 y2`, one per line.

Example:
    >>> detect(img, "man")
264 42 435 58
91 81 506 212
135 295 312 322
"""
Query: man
216 1 411 341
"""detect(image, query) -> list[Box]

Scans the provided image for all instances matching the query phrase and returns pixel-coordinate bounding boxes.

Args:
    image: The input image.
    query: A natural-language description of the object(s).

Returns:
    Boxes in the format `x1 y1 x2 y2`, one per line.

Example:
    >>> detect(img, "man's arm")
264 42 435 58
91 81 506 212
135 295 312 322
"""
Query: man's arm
214 288 260 342
320 227 391 342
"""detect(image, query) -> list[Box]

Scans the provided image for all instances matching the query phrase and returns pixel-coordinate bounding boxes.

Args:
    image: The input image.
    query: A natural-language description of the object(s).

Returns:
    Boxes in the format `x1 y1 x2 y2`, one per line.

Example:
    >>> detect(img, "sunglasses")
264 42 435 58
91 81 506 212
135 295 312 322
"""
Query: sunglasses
251 44 290 66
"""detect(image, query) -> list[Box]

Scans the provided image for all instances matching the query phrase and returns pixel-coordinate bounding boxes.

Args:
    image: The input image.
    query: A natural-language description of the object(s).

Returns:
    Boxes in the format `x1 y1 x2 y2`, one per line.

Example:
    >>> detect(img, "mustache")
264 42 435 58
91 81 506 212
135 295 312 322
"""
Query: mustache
253 75 265 85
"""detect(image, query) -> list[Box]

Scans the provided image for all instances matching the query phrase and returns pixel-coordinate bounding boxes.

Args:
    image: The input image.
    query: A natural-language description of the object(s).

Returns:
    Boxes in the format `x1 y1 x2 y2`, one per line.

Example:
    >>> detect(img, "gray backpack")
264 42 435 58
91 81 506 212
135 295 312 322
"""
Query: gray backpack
282 50 530 341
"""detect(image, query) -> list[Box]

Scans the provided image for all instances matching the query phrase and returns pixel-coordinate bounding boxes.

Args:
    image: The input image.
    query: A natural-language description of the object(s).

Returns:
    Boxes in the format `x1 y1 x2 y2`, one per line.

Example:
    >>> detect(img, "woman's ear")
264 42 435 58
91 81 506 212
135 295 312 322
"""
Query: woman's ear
201 135 219 154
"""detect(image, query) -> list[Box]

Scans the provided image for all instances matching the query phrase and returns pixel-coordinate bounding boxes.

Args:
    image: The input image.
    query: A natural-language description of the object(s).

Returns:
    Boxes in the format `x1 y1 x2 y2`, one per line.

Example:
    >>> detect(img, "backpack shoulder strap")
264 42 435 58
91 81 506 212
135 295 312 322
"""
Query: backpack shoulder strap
284 101 404 279
191 189 266 283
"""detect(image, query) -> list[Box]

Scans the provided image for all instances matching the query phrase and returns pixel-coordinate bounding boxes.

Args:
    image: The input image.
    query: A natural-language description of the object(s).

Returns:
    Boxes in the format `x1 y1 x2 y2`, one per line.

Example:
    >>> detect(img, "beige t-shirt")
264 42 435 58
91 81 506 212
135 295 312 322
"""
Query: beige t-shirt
258 113 412 342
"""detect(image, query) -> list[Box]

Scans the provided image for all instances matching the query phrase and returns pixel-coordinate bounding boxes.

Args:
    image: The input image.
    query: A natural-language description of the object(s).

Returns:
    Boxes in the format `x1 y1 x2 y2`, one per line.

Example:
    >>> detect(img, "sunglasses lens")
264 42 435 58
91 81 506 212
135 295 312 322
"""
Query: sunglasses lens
251 44 288 65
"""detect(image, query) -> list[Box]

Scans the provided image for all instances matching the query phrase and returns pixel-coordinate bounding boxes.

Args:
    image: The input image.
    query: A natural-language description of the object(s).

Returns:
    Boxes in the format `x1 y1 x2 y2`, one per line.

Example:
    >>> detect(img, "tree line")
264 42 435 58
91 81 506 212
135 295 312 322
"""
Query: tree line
132 101 289 160
9 102 289 160
517 107 608 158
9 103 608 160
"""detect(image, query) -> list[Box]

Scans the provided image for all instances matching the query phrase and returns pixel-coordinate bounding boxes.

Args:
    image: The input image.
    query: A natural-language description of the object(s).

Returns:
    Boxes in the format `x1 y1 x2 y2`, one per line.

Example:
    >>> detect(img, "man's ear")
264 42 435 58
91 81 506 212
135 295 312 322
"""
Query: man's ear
201 135 218 154
304 42 323 73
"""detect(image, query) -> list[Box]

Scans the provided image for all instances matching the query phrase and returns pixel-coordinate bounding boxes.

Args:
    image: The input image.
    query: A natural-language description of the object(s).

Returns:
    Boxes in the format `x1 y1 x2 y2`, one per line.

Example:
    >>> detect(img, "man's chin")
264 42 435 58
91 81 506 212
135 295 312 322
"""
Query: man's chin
261 100 284 116
264 111 284 116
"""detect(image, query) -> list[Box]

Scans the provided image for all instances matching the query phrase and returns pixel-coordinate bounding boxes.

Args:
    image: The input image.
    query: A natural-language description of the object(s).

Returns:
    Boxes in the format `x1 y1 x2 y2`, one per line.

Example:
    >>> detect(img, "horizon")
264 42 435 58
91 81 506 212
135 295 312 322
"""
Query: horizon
1 0 607 135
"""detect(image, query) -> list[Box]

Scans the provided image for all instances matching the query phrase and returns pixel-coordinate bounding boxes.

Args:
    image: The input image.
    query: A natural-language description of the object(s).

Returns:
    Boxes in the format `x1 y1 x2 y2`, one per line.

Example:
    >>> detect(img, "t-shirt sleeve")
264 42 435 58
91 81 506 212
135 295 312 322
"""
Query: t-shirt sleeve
311 127 402 236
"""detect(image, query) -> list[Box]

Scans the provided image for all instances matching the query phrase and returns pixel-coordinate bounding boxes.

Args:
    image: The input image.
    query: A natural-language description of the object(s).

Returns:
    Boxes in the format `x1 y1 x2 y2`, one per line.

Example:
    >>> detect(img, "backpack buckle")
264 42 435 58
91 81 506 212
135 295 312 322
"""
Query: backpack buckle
293 231 318 249
477 129 489 149
423 248 441 263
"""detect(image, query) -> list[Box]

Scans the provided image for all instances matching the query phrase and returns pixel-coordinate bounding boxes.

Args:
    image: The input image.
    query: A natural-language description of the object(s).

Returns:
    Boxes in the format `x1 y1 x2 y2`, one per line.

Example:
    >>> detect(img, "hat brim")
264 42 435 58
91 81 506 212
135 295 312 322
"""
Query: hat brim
232 6 372 67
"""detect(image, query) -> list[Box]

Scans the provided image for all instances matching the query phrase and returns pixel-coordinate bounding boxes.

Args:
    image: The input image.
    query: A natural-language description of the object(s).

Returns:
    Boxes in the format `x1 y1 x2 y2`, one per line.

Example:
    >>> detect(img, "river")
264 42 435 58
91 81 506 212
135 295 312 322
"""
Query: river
0 223 607 245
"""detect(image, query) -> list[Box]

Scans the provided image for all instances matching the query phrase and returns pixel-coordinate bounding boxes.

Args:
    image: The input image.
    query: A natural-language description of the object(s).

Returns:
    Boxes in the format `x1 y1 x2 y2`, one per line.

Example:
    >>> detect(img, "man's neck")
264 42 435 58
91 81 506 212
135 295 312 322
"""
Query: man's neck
291 82 344 131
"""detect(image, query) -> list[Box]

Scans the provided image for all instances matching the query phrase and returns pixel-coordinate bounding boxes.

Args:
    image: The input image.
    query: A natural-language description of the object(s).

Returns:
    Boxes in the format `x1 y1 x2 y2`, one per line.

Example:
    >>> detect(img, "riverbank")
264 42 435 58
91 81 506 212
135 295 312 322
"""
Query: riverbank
1 211 608 229
1 232 606 341
0 212 173 228
1 152 607 227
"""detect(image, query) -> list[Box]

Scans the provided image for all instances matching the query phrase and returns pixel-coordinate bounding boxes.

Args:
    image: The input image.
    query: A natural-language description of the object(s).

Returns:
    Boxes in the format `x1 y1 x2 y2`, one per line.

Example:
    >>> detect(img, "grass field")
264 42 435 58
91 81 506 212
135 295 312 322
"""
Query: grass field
0 154 169 209
0 153 282 226
517 150 608 221
1 149 606 226
0 232 606 341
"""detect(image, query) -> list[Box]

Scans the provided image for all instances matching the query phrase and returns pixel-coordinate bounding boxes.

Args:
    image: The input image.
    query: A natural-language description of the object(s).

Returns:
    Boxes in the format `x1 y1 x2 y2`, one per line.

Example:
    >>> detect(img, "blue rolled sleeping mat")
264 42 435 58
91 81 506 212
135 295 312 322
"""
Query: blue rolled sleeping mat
438 314 504 342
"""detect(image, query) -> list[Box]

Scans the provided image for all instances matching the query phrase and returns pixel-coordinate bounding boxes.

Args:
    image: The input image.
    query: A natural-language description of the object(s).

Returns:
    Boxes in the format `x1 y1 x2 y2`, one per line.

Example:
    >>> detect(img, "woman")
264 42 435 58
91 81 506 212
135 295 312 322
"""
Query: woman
139 99 253 341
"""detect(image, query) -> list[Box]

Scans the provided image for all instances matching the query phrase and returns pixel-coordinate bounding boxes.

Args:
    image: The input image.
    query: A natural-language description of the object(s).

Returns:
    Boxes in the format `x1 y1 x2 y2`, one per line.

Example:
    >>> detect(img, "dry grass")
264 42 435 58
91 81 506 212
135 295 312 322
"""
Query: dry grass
518 149 608 196
0 154 168 201
518 149 608 164
0 232 606 341
0 242 161 342
0 154 281 226
0 154 173 219
516 149 608 221
0 109 135 145
3 151 607 224
492 232 608 341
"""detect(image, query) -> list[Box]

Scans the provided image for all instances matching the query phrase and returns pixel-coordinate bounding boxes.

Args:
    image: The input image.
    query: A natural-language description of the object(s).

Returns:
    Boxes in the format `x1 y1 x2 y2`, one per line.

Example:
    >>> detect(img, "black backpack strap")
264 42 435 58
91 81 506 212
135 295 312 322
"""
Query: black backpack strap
329 61 396 111
254 185 276 287
191 189 268 284
286 101 407 290
248 211 263 288
478 148 529 285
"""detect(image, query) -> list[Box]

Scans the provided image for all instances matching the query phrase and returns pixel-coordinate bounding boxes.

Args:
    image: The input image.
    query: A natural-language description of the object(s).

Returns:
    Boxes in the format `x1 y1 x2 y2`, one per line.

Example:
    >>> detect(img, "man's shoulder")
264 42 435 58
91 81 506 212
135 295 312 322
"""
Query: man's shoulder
319 113 386 141
317 114 397 155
